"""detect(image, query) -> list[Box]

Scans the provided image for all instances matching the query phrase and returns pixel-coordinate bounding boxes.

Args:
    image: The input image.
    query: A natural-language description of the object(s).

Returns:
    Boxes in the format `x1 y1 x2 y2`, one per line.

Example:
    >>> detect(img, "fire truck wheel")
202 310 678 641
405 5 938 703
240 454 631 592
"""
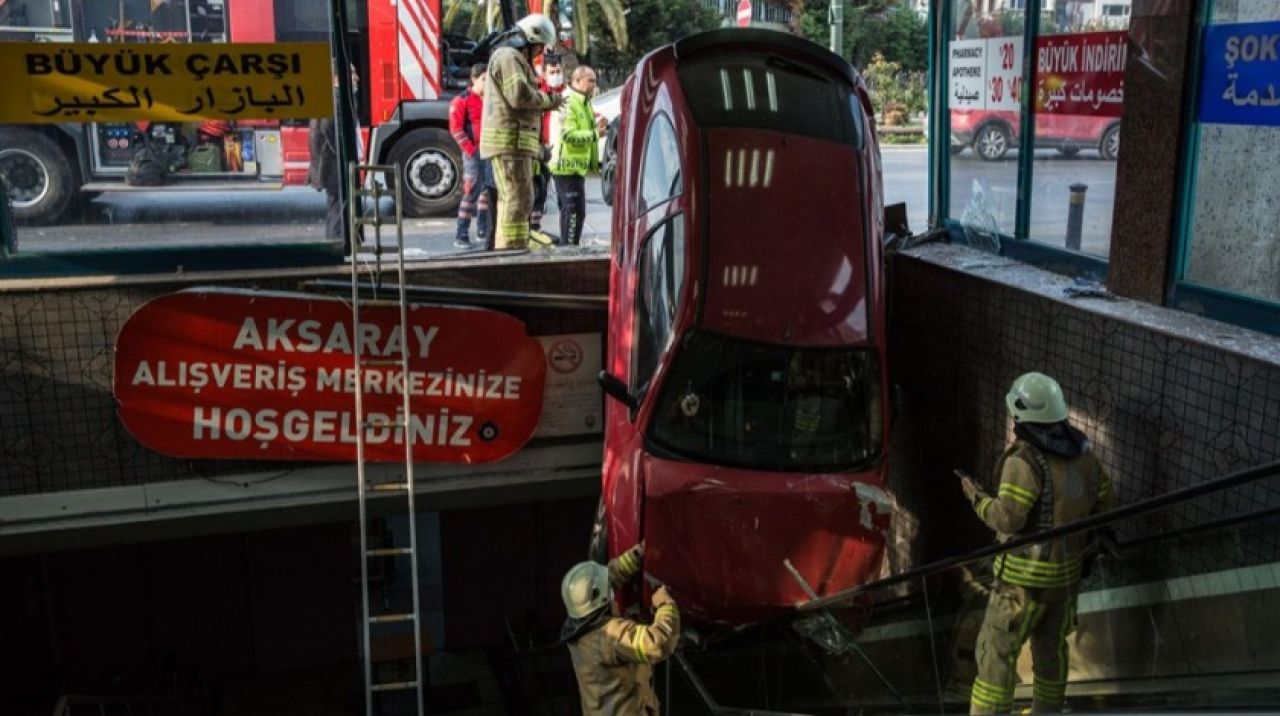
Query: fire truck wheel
386 128 463 217
0 128 76 226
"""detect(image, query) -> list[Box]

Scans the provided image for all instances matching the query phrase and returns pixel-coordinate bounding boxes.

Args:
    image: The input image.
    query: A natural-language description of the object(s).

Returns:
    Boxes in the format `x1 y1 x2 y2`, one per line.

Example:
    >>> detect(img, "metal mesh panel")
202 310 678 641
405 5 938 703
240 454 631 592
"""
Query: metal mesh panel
885 254 1280 577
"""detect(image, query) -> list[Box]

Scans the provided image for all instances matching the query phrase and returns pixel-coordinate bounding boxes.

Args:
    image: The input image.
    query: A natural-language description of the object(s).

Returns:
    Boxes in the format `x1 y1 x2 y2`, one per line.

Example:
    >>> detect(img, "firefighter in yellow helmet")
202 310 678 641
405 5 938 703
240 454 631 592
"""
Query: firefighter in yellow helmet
960 372 1116 714
561 543 681 714
480 13 564 249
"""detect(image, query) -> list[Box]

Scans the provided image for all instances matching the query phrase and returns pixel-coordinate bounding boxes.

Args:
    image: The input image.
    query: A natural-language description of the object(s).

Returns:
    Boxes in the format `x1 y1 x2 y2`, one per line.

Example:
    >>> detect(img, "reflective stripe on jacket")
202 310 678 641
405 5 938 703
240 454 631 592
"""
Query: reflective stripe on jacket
566 598 680 715
975 440 1115 590
550 88 599 177
480 47 559 159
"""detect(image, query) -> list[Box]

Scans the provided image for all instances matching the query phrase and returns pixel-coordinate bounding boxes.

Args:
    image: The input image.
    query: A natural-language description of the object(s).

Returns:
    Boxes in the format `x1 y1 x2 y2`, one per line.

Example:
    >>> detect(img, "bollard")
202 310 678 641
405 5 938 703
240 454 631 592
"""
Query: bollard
1066 183 1088 251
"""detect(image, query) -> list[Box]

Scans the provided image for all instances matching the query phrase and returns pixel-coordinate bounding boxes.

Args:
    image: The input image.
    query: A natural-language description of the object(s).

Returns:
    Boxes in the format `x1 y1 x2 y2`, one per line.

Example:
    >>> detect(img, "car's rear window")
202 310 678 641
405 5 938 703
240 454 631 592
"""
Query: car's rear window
678 53 864 147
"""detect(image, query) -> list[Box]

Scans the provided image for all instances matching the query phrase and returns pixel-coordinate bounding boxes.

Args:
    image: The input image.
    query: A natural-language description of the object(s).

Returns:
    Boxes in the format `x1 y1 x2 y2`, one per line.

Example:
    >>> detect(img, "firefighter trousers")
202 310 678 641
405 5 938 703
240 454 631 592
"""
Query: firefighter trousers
970 583 1076 714
491 156 534 249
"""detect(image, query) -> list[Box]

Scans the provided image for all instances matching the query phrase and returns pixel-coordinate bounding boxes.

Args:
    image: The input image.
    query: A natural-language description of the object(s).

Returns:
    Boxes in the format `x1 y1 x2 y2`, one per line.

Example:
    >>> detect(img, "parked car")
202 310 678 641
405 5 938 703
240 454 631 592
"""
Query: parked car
951 109 1120 161
594 29 893 625
593 86 623 207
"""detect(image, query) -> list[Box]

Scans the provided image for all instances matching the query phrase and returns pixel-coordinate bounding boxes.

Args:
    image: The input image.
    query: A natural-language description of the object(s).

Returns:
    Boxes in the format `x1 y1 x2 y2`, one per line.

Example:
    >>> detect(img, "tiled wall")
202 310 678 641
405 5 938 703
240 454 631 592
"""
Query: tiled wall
0 258 609 497
884 246 1280 576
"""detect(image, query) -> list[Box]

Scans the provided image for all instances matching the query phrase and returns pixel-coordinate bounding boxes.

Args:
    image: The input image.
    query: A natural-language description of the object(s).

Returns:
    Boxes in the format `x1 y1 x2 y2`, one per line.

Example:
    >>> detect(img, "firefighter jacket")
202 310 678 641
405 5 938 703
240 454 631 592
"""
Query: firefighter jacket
448 89 484 157
562 545 680 715
972 422 1116 596
549 88 600 177
480 47 561 160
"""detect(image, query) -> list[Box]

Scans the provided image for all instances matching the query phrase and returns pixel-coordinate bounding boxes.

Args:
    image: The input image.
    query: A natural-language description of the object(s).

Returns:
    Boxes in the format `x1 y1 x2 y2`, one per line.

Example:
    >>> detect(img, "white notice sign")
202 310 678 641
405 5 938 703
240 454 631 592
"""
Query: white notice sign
534 333 603 438
949 39 986 109
985 35 1024 111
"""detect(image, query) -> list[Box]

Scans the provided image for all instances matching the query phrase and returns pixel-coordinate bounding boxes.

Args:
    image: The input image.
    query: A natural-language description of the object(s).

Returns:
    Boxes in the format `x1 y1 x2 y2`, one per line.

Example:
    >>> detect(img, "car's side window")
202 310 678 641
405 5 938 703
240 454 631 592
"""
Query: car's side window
639 113 683 213
632 213 686 399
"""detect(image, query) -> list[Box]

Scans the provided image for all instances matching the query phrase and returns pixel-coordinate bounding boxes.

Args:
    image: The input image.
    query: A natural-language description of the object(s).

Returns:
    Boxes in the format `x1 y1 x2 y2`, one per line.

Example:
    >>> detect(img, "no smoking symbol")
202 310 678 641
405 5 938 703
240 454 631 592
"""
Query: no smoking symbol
548 340 583 374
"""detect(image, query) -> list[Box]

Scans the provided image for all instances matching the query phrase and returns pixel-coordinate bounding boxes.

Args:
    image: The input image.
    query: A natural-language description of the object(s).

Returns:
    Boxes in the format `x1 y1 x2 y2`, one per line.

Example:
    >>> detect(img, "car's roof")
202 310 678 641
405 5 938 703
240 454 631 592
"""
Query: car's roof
673 29 856 86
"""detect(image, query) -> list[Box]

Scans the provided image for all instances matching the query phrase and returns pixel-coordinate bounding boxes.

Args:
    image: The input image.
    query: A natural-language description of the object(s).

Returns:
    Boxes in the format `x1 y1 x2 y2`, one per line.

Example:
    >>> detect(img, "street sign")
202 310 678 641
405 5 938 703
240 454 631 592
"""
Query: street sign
737 0 752 27
114 289 548 464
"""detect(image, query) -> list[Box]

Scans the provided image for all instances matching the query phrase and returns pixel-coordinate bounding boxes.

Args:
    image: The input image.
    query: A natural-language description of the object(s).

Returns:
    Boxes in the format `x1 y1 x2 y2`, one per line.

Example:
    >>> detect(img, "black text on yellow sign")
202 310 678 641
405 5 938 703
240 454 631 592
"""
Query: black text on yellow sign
0 42 333 123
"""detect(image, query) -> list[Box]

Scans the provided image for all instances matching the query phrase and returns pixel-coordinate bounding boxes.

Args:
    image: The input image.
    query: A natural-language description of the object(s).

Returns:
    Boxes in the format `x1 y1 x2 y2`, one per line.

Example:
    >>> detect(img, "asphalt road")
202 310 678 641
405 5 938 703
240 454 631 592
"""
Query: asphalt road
14 145 1117 259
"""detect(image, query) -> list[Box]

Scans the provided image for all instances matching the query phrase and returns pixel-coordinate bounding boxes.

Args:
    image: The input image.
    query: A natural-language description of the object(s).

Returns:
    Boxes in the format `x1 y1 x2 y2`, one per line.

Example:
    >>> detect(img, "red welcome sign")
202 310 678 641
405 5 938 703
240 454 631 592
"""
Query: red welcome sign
113 289 547 463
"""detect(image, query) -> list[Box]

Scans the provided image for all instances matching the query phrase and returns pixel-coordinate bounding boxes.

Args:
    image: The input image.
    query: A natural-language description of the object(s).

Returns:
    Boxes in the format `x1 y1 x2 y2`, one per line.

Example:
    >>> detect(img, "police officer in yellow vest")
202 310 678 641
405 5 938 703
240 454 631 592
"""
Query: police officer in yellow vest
561 543 681 714
480 13 563 249
960 372 1116 714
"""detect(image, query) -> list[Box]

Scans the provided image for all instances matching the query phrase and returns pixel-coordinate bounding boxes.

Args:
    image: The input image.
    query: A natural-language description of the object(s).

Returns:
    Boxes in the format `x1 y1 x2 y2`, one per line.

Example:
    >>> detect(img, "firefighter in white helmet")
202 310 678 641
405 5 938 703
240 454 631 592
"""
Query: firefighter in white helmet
480 13 563 249
960 372 1116 714
561 542 681 714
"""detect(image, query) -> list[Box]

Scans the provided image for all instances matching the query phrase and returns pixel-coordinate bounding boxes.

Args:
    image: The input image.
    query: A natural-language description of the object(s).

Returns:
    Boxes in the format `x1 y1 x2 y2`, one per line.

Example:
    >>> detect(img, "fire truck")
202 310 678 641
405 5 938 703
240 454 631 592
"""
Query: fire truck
0 0 554 225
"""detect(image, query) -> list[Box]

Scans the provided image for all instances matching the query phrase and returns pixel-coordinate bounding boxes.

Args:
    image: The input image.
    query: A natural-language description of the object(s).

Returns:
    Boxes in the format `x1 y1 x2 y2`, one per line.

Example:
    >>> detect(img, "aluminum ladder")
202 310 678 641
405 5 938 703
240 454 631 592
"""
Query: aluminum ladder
348 162 426 716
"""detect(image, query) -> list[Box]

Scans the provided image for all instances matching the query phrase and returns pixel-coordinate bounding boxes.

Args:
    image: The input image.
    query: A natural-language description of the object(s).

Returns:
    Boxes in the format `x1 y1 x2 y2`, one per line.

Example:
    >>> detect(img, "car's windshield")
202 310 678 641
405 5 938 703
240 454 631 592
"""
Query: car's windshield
678 53 864 148
649 331 882 472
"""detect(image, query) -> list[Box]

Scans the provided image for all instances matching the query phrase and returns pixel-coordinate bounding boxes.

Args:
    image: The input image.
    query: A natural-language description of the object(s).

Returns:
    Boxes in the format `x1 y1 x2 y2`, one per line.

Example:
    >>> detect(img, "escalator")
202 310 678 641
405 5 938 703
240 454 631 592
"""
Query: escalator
671 459 1280 714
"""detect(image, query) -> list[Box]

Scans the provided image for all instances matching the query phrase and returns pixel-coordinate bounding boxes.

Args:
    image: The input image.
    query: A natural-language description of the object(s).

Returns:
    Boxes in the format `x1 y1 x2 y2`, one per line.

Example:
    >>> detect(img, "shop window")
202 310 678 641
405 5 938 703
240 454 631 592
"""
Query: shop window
941 0 1126 264
1174 1 1280 329
946 0 1025 246
1025 16 1127 258
0 0 351 277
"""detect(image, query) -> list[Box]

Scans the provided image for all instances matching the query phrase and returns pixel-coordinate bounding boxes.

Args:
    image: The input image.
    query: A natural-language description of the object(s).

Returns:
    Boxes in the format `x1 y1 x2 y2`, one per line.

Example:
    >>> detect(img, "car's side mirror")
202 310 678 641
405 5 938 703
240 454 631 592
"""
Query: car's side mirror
598 371 638 411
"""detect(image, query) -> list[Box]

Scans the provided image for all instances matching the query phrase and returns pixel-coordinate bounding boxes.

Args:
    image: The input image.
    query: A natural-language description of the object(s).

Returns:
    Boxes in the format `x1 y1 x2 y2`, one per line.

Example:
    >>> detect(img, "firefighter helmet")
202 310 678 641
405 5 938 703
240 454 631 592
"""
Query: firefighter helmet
516 13 557 47
1006 372 1069 424
561 560 610 618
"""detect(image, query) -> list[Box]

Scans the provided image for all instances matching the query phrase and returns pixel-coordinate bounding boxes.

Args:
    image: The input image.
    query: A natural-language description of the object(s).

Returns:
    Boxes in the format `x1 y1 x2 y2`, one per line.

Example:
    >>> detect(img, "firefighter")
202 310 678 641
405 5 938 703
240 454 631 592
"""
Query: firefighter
480 13 563 249
561 543 681 714
960 372 1116 714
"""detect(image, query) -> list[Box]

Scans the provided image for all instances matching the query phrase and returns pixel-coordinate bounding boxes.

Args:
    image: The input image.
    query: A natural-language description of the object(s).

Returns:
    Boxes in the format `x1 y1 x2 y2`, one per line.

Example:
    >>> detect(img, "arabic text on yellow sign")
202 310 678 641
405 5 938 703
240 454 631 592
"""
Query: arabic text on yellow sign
0 42 333 123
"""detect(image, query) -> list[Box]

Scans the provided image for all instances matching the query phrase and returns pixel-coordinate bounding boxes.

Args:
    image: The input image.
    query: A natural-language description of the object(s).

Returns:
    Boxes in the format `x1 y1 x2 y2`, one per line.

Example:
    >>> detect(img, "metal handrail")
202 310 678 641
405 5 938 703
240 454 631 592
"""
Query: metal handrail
307 279 607 311
802 458 1280 611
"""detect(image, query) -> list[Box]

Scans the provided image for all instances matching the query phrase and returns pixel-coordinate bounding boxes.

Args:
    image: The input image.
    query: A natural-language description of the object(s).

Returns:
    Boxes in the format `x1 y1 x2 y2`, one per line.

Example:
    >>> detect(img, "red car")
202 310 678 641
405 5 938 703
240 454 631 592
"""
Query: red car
594 29 893 626
951 109 1121 161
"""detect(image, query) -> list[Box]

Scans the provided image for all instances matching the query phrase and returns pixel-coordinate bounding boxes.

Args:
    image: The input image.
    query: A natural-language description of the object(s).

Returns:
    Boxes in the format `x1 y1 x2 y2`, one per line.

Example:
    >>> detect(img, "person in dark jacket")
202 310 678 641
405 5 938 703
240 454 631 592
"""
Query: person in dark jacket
307 116 344 245
308 67 359 249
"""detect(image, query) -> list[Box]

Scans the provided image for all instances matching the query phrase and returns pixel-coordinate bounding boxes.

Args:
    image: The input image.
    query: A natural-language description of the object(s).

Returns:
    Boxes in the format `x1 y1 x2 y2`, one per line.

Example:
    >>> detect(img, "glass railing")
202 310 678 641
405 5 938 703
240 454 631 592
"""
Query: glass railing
674 460 1280 713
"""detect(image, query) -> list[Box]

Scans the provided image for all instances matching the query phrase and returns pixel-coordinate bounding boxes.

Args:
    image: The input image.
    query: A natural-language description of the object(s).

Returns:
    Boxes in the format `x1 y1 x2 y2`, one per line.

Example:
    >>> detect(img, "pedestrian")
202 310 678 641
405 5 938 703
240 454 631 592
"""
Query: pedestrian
308 116 344 245
480 13 563 250
561 542 681 715
308 65 360 250
529 56 565 243
959 372 1116 714
548 65 605 247
449 64 491 248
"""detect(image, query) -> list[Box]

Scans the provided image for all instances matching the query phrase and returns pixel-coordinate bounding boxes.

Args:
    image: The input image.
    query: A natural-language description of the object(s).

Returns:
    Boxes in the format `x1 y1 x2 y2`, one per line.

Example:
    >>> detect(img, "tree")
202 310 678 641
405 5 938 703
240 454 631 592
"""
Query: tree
549 0 631 57
583 0 722 72
796 0 927 72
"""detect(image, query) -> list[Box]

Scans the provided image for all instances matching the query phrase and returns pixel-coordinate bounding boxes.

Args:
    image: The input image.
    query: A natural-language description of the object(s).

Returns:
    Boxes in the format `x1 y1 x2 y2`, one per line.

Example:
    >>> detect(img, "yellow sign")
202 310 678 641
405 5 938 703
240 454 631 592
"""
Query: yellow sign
0 42 333 123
